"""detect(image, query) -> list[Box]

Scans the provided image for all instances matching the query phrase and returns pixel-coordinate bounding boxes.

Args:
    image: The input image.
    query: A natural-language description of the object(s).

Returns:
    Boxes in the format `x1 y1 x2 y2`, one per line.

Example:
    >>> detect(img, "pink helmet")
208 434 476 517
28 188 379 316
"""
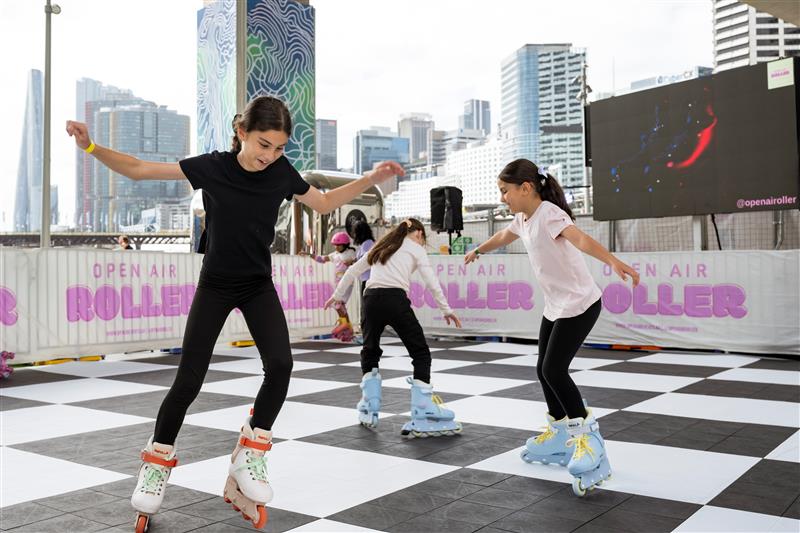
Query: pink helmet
331 231 351 245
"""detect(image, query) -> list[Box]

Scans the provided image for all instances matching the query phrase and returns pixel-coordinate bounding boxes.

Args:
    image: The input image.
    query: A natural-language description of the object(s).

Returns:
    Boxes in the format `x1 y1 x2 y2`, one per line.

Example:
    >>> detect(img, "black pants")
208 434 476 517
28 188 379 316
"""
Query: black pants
153 271 292 445
361 288 431 383
537 299 602 420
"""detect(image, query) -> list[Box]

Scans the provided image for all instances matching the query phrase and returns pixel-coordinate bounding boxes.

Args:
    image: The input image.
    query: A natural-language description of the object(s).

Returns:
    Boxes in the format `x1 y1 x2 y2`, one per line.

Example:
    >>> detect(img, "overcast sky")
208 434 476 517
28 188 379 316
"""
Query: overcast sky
0 0 713 230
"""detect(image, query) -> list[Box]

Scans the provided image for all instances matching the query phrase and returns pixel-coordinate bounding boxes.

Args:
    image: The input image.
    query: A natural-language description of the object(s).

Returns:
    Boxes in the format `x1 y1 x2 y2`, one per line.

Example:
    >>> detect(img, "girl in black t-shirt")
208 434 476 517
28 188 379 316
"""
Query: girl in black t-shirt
67 96 404 530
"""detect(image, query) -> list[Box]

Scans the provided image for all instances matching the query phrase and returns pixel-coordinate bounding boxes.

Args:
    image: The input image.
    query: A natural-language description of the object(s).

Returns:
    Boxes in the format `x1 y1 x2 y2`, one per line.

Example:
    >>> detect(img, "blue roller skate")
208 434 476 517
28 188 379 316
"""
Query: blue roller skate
520 414 570 466
357 368 382 428
400 377 462 438
566 410 612 497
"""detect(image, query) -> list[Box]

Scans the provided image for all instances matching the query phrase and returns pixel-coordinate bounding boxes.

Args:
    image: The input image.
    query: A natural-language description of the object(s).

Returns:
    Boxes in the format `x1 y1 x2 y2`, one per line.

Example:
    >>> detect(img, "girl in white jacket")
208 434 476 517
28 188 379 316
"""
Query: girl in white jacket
326 218 463 437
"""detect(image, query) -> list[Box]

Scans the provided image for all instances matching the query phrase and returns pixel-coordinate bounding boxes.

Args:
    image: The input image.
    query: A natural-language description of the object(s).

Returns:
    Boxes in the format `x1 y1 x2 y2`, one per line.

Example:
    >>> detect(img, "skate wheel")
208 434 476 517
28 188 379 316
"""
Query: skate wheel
572 478 587 497
224 497 231 503
135 514 149 533
252 506 268 529
243 514 251 521
232 504 241 512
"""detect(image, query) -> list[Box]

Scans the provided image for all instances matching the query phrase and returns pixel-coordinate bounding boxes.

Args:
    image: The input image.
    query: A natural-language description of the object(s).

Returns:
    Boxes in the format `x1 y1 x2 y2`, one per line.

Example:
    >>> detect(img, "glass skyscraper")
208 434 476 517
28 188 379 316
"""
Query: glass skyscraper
354 127 410 191
315 119 337 170
501 44 586 188
14 70 44 232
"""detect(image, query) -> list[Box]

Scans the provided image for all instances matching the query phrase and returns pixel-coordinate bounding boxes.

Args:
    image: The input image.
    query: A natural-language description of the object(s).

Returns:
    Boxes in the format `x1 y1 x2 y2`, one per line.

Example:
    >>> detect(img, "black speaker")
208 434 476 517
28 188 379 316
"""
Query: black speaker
430 186 463 232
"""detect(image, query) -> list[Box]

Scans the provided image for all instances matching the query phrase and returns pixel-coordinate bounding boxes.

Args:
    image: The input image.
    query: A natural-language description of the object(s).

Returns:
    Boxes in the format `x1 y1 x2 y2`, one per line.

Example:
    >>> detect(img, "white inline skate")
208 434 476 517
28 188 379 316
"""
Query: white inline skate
222 415 273 529
131 437 178 533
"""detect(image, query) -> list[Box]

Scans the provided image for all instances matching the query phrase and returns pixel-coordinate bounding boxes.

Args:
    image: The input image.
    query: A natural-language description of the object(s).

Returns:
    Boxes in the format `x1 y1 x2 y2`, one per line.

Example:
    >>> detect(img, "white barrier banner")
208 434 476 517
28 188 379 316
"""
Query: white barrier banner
1 248 797 362
411 251 799 356
0 249 340 363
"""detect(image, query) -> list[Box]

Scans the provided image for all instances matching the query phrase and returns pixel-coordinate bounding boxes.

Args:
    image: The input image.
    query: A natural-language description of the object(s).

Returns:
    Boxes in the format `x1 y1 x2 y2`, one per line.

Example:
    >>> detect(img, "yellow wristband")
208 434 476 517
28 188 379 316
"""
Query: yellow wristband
84 141 96 154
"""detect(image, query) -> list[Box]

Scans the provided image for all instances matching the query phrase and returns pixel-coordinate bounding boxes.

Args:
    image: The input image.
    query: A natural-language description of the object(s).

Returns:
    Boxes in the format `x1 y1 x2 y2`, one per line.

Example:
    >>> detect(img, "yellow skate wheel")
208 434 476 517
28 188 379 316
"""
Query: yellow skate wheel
572 478 587 497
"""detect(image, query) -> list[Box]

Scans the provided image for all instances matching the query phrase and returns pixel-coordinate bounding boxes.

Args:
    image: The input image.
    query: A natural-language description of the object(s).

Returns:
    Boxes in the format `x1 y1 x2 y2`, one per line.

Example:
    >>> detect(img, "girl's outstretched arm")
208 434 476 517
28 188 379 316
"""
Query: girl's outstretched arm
464 228 518 264
560 226 640 286
297 161 404 215
66 121 185 181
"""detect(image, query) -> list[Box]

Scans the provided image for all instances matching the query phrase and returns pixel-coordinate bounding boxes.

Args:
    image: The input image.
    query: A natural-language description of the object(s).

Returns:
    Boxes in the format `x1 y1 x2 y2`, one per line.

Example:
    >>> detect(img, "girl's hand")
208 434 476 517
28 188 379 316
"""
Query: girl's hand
324 297 341 310
444 313 462 328
612 259 640 287
464 250 479 264
66 120 91 150
367 161 405 185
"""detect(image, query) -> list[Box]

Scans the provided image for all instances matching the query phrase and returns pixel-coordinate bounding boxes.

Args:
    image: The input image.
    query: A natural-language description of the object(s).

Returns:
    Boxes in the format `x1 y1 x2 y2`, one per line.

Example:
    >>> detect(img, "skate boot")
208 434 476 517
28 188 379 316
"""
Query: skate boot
223 417 272 529
401 377 462 438
356 368 382 428
565 409 612 496
0 351 13 379
131 437 178 533
520 414 570 466
332 317 354 342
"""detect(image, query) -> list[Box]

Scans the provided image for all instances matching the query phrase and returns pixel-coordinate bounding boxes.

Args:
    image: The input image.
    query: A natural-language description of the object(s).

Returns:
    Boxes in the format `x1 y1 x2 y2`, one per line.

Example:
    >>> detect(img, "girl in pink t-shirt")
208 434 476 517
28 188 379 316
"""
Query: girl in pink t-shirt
465 158 639 497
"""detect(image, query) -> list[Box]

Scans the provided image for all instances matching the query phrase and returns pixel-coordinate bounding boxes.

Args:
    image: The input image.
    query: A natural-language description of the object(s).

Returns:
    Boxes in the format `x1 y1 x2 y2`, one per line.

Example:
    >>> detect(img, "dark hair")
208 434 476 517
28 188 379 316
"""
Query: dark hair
231 96 292 153
367 218 426 265
352 221 375 246
498 159 575 221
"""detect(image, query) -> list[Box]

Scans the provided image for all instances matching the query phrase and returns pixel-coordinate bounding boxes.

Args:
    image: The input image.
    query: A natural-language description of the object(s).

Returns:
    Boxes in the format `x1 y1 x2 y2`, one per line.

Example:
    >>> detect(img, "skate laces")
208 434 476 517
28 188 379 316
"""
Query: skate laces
566 434 596 461
140 464 167 495
534 425 556 443
236 450 268 482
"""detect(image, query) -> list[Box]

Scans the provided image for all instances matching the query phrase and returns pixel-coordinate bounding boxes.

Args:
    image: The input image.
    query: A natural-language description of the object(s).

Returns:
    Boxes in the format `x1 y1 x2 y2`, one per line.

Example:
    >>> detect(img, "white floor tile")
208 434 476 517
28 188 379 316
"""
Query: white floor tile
486 355 618 371
184 401 361 440
170 440 457 518
200 376 352 399
286 519 385 532
212 345 315 357
570 370 703 392
0 448 130 508
29 360 171 378
382 372 532 396
626 393 800 428
0 378 166 404
340 358 477 373
629 352 760 368
453 342 537 355
0 405 153 446
708 368 800 386
207 358 330 375
673 505 800 532
443 396 616 432
325 345 442 357
766 430 800 463
469 440 758 505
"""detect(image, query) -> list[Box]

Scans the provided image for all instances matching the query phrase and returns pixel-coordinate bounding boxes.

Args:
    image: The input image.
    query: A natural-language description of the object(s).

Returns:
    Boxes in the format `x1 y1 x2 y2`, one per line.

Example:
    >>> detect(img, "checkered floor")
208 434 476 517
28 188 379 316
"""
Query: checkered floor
1 338 798 532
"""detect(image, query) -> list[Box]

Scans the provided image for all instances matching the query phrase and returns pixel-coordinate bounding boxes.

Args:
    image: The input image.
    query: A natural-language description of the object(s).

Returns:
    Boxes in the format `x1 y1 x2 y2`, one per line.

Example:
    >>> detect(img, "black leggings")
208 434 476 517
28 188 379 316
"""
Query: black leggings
536 299 601 420
361 288 431 383
153 272 292 445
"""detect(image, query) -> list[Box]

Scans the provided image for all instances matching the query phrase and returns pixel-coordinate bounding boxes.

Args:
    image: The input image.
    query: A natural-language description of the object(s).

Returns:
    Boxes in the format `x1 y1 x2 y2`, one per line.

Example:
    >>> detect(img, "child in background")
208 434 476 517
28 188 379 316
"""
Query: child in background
312 231 357 341
326 218 463 437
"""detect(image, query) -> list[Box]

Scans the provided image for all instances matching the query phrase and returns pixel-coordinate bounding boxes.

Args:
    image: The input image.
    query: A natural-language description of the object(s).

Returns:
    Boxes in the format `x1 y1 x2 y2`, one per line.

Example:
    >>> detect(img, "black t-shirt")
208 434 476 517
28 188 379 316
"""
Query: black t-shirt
179 151 310 277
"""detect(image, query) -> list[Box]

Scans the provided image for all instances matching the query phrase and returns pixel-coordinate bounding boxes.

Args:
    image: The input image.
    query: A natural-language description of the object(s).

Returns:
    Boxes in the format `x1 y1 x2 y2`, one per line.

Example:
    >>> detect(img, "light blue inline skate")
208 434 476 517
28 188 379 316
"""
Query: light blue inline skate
357 368 382 428
520 413 570 466
566 409 612 496
400 377 462 438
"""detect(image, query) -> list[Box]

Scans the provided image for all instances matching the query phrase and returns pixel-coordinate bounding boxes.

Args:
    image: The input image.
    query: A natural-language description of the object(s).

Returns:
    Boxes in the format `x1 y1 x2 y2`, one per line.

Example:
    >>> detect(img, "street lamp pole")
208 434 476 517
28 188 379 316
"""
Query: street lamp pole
41 0 61 248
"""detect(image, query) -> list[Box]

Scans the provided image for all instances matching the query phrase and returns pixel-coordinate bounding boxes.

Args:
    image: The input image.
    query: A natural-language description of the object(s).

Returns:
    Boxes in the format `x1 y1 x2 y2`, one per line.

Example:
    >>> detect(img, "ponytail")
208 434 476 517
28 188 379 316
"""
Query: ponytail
367 218 426 265
231 113 243 153
498 159 575 221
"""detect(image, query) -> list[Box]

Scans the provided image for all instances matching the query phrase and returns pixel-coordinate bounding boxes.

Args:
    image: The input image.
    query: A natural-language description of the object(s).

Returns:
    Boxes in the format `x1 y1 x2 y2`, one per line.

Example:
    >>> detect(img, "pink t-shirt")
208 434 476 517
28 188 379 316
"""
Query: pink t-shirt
508 201 602 321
